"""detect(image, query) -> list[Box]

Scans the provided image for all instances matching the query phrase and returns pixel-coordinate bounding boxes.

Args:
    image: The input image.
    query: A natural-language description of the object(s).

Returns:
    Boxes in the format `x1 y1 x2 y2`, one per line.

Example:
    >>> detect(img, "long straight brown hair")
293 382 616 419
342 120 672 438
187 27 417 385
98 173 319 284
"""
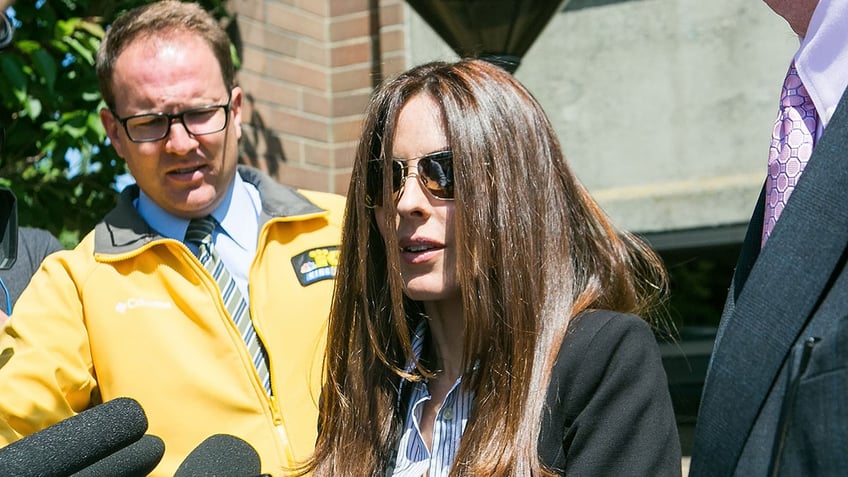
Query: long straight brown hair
301 59 667 476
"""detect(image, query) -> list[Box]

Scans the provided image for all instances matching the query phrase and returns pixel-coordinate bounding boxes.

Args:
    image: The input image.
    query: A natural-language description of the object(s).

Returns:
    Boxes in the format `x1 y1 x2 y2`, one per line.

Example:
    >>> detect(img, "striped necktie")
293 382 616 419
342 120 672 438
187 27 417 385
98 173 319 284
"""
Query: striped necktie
186 216 272 395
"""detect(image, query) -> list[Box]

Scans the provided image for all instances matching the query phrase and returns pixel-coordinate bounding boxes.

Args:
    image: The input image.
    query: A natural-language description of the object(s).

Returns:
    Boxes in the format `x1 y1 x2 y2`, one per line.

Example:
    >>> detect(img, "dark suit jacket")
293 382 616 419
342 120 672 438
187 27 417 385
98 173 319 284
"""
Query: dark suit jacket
690 86 848 476
540 310 681 476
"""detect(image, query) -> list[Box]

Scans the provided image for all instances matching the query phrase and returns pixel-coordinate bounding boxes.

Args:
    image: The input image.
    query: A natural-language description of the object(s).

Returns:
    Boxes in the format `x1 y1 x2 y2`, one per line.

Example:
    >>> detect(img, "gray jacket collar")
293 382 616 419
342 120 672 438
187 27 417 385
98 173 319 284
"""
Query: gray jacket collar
94 165 326 255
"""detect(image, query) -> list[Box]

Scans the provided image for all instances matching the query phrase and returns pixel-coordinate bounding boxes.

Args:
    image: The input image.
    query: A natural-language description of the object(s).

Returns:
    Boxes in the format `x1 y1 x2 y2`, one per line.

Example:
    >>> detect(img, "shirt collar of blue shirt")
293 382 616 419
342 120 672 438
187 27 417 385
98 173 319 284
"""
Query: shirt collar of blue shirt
134 172 261 251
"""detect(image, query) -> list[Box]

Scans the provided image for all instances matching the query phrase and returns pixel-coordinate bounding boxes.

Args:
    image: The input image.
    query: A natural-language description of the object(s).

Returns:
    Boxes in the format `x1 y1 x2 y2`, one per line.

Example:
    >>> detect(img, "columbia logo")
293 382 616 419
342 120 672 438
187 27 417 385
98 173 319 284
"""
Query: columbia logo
115 298 174 314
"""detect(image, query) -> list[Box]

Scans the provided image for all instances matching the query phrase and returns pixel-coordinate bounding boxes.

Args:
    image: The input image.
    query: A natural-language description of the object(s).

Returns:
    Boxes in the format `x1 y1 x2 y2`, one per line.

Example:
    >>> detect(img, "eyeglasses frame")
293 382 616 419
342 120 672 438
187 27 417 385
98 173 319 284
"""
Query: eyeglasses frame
110 92 233 143
367 150 455 207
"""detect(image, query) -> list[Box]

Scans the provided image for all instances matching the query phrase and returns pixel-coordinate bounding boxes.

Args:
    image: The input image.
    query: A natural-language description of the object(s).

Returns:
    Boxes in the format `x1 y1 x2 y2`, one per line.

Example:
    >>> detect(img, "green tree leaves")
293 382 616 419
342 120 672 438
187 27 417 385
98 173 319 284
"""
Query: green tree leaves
0 0 230 247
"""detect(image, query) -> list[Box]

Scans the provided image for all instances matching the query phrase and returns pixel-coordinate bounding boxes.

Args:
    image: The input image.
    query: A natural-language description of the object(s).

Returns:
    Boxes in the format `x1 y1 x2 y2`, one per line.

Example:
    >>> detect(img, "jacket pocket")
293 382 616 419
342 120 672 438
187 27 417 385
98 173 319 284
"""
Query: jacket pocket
769 315 848 477
768 336 818 477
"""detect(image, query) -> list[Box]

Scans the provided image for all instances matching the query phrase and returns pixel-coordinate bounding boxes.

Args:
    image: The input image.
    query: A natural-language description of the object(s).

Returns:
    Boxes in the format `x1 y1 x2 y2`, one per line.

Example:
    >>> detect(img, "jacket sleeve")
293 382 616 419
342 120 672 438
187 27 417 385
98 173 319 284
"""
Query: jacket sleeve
0 247 98 445
541 311 681 476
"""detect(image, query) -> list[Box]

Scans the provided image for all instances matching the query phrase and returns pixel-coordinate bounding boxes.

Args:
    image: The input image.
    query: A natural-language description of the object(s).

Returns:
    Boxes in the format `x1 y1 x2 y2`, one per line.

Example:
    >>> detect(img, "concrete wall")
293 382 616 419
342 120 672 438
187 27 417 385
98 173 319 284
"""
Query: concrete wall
405 0 799 234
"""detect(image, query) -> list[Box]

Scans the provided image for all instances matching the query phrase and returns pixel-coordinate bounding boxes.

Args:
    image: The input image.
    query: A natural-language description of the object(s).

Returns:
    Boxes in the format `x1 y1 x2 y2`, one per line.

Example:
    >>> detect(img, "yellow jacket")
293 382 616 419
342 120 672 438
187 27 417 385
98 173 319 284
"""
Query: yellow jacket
0 167 344 476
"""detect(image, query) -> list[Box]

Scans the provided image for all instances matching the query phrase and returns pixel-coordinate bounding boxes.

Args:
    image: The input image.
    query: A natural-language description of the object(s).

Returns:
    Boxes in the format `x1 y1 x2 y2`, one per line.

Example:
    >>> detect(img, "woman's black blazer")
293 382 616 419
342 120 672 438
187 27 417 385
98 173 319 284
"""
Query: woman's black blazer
539 310 681 476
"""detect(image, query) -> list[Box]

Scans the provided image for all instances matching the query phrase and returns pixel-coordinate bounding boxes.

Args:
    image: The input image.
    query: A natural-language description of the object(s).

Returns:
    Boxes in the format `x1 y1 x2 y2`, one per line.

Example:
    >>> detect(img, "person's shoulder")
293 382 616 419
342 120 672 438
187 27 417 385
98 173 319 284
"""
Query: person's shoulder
18 227 63 252
549 310 665 408
295 189 347 230
296 189 347 211
554 310 657 376
565 310 652 348
238 165 346 218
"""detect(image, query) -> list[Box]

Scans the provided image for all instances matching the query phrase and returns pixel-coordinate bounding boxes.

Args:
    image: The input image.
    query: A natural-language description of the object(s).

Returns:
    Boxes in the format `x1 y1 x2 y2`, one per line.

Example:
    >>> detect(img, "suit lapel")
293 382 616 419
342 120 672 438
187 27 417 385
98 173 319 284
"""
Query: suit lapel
695 85 848 473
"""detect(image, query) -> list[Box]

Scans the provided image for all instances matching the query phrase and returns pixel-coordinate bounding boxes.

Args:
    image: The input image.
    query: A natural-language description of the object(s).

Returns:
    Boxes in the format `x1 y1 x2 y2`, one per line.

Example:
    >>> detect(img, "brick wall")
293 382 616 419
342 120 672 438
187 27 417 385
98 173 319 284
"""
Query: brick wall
227 0 407 195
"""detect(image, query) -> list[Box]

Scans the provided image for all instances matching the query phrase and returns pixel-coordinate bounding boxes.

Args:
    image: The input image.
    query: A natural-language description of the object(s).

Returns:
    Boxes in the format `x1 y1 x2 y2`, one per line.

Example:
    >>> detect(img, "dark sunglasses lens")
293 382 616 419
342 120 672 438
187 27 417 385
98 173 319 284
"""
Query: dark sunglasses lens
419 156 454 199
390 161 405 201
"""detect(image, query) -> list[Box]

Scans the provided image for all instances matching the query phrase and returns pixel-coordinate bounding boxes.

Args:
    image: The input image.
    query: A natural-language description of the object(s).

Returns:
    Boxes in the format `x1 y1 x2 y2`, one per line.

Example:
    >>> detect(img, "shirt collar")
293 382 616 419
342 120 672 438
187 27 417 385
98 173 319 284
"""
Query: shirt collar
794 0 848 128
135 172 260 250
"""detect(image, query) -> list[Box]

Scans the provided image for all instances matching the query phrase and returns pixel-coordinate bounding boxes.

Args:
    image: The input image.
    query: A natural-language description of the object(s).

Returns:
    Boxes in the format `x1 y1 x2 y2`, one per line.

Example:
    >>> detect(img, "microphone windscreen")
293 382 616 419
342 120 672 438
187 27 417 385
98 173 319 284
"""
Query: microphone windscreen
0 397 148 477
174 434 261 477
70 434 165 477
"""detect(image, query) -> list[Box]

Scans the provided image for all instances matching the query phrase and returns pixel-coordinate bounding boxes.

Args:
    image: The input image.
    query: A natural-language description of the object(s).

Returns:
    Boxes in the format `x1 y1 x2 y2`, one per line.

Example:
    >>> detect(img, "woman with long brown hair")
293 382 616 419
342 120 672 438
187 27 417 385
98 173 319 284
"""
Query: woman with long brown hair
304 59 680 476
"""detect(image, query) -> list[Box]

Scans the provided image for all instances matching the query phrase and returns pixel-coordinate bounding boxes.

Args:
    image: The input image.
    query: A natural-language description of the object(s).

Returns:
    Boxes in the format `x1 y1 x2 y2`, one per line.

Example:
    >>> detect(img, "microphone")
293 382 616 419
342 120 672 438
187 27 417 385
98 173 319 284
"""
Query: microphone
0 11 13 51
71 434 165 477
174 434 266 477
0 397 148 477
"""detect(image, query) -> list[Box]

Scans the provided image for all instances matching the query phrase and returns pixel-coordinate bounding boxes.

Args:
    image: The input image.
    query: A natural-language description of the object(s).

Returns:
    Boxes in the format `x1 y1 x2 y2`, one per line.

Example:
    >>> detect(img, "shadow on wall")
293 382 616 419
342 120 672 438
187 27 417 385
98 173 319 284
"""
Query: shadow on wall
563 0 640 12
224 16 287 175
238 92 287 178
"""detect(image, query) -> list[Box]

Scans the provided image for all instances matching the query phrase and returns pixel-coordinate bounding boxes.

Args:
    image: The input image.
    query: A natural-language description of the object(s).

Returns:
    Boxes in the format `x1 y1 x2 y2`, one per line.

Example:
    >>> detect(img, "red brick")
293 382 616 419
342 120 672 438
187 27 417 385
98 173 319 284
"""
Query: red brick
330 13 370 42
263 28 301 57
380 53 407 79
296 38 328 66
330 40 371 67
236 18 265 47
270 109 331 141
333 143 359 169
331 64 374 92
379 27 404 54
303 142 333 168
238 124 283 161
295 0 328 17
277 163 334 191
331 91 371 117
278 136 305 162
267 2 326 42
333 170 353 195
303 90 331 117
267 56 328 89
328 0 369 17
229 0 265 22
379 2 403 28
332 116 363 142
237 71 300 109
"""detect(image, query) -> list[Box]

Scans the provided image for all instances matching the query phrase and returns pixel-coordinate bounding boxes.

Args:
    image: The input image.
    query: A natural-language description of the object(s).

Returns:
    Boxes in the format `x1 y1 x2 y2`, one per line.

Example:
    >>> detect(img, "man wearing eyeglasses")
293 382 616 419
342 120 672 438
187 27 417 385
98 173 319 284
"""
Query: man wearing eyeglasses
0 1 344 475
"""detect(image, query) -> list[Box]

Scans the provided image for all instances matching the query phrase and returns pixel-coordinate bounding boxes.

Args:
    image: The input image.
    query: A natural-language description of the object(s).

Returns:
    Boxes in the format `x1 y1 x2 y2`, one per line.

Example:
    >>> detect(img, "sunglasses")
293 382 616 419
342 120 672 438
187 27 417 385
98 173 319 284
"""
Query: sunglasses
366 150 454 206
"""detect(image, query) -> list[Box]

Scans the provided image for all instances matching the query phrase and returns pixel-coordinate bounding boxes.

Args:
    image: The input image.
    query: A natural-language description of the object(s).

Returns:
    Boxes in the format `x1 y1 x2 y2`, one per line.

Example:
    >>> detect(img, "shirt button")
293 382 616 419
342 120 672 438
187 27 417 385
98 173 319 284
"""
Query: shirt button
442 407 454 420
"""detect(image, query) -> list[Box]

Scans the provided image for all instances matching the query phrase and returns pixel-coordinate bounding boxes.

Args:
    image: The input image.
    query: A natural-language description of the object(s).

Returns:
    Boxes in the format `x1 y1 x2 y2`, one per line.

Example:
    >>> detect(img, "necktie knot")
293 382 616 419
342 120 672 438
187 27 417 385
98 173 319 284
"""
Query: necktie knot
185 216 216 251
777 63 817 134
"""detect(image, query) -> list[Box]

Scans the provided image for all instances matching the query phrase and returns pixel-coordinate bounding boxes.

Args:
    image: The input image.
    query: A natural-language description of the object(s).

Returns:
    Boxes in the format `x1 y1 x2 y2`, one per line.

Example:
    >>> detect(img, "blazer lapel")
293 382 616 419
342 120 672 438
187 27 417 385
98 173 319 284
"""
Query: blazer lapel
696 85 848 473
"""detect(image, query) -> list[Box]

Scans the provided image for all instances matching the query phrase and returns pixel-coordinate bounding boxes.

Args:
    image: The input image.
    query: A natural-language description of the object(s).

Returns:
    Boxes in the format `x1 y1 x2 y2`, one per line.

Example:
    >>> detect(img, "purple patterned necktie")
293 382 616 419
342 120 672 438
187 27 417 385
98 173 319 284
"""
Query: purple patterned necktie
762 62 818 247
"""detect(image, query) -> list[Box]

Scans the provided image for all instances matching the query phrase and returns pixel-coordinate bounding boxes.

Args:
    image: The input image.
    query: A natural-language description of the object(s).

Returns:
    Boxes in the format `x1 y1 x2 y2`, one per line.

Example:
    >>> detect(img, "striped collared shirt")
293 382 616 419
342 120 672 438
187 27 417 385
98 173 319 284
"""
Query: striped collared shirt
388 321 475 477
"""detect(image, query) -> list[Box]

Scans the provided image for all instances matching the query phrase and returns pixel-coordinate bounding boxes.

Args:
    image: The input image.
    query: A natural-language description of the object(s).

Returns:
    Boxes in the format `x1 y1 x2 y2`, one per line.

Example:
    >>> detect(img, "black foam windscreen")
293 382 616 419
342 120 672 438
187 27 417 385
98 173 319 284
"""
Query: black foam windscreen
0 397 148 477
173 434 262 477
70 434 165 477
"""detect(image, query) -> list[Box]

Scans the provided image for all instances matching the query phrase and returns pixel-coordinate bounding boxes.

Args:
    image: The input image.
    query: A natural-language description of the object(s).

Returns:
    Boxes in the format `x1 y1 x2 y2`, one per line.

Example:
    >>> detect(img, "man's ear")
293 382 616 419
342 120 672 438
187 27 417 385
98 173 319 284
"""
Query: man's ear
229 86 243 140
100 107 125 158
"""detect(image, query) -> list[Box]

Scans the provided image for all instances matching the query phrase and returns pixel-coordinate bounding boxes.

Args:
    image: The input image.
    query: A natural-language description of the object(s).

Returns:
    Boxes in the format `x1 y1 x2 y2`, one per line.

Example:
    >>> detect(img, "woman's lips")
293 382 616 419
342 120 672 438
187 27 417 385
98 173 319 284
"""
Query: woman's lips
399 239 443 264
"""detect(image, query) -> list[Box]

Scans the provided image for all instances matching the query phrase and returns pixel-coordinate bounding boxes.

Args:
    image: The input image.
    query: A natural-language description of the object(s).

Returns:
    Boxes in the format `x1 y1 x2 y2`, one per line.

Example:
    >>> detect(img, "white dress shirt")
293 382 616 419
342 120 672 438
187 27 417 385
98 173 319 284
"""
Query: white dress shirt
135 172 262 299
793 0 848 136
388 321 475 477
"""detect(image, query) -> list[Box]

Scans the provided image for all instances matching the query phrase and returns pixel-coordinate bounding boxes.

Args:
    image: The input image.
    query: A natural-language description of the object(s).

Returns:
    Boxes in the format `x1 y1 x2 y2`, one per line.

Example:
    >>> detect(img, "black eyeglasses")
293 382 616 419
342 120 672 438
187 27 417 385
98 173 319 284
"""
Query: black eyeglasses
366 150 454 206
111 94 232 143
